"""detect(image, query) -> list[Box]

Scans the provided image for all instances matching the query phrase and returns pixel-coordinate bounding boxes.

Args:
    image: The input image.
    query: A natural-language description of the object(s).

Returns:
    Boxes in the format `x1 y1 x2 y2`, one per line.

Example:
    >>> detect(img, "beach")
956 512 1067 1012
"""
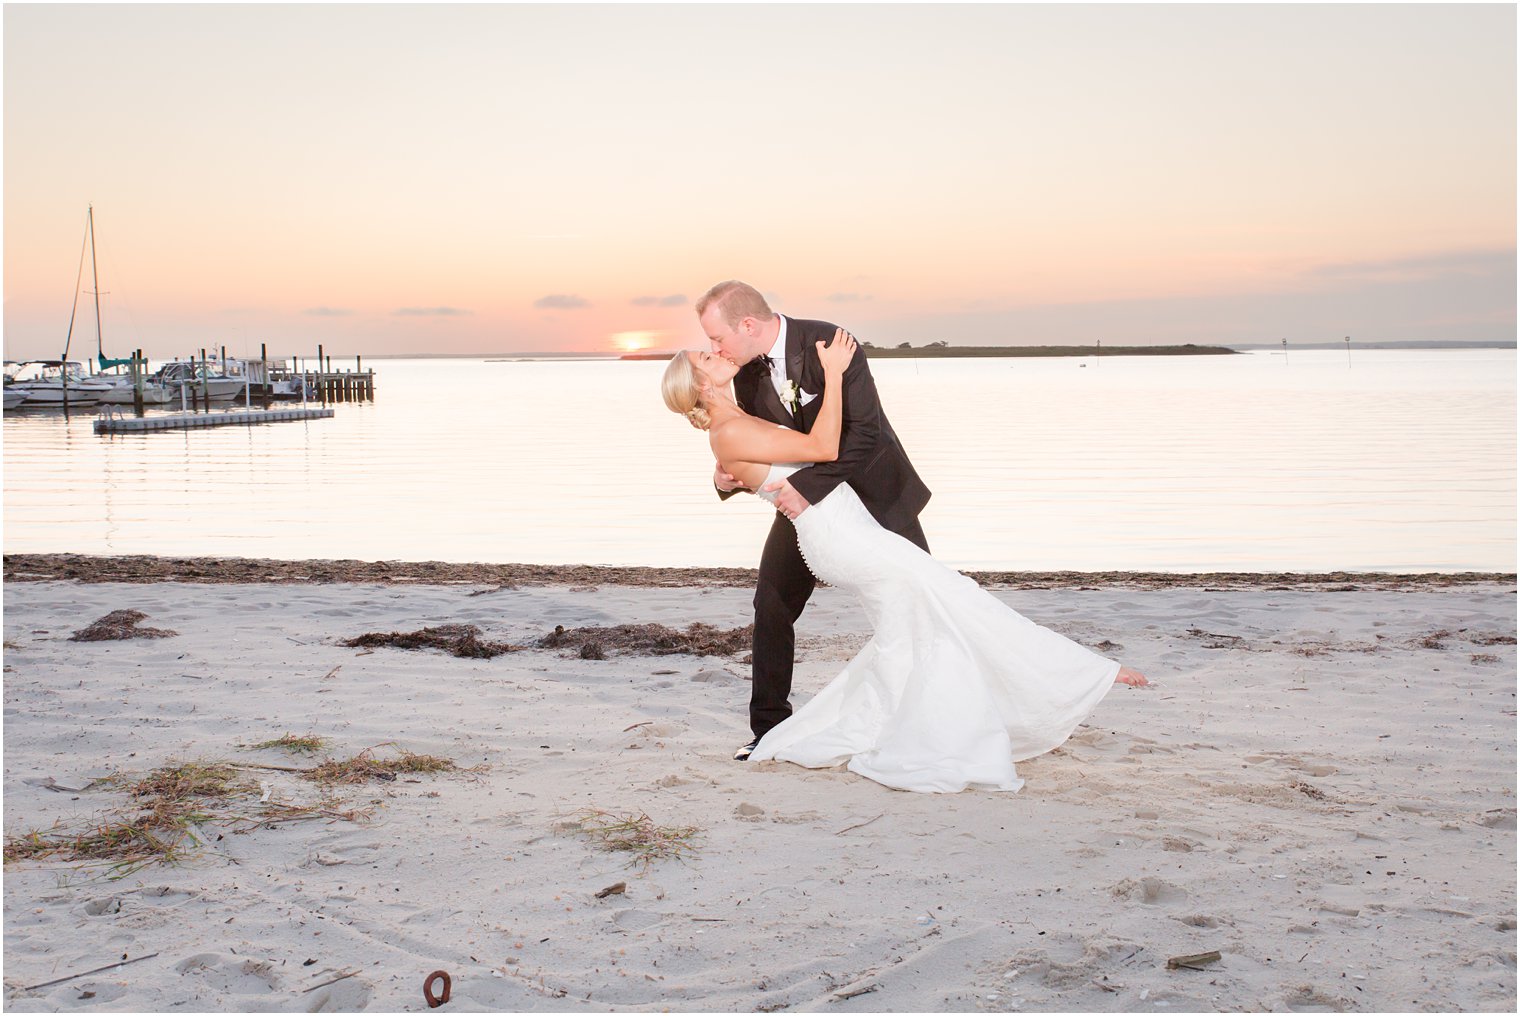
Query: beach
2 561 1515 1012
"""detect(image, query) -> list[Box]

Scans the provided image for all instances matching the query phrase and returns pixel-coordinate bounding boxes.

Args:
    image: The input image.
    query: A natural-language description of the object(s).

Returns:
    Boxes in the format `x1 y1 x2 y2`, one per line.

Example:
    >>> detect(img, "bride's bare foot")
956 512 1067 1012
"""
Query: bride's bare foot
1115 666 1149 687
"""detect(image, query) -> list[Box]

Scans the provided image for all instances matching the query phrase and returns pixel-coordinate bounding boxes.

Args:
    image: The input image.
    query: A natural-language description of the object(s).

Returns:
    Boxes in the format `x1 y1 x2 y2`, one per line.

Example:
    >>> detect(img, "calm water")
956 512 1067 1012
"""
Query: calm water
2 350 1514 572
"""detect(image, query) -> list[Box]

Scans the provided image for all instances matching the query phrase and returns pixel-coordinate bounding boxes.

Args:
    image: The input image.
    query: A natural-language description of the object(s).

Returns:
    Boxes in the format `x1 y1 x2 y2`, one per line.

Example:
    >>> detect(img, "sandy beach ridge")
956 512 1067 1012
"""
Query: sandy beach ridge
2 559 1514 1011
5 553 1512 591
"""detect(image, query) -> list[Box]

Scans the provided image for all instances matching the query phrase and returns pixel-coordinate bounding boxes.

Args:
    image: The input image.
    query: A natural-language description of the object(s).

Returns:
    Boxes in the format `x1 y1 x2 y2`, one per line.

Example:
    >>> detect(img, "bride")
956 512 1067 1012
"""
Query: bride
661 330 1148 793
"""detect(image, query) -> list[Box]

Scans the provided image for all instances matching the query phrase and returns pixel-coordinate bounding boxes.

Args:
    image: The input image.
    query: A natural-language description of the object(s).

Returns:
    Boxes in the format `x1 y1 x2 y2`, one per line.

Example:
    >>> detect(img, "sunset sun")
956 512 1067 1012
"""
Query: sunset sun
612 331 661 353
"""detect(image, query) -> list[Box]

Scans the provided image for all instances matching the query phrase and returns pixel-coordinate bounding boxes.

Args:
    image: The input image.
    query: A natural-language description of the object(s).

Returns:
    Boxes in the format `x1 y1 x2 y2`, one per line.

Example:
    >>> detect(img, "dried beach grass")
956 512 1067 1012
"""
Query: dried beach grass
69 609 178 642
340 623 521 658
4 755 381 871
230 795 376 832
250 733 330 754
123 760 254 802
5 760 251 869
572 809 701 869
3 818 195 868
5 743 483 871
302 748 483 784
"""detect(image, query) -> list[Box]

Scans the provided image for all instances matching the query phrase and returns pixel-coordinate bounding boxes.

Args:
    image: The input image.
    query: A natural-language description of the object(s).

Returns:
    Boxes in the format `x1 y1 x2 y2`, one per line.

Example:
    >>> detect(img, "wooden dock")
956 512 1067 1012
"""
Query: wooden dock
94 407 335 434
308 369 375 403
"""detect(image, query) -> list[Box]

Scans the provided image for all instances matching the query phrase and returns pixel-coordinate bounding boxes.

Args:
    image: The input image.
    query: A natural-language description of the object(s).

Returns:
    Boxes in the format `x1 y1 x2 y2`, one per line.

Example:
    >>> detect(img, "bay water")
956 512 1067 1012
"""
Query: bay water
2 349 1513 573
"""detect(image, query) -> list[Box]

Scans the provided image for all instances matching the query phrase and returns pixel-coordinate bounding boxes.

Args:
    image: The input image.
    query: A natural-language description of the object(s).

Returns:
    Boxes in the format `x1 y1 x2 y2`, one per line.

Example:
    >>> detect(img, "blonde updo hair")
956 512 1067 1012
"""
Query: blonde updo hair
661 352 711 430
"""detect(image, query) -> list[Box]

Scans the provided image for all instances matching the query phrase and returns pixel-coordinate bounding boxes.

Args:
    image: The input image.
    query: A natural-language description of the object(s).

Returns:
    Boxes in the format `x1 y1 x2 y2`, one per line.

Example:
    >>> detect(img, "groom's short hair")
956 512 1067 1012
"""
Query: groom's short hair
696 281 774 329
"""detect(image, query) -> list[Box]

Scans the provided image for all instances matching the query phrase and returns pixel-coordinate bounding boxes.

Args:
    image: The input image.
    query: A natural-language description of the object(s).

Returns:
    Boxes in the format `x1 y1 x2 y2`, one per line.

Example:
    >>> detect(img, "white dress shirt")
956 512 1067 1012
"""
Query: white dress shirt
765 315 816 410
765 315 790 400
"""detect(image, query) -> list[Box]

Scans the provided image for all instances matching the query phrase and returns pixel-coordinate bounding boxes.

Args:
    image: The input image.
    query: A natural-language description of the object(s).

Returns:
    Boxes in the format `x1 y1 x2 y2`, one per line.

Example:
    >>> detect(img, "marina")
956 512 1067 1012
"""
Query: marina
5 356 374 416
2 205 374 417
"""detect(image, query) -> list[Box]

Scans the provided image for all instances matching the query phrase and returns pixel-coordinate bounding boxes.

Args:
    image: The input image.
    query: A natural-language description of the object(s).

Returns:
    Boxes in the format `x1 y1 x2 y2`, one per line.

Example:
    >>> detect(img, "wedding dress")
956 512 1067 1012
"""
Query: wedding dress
748 463 1121 794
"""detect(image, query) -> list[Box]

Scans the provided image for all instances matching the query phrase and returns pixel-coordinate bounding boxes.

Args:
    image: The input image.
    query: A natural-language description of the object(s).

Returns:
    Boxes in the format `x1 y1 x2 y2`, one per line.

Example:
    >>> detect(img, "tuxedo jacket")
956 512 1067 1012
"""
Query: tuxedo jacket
727 316 931 534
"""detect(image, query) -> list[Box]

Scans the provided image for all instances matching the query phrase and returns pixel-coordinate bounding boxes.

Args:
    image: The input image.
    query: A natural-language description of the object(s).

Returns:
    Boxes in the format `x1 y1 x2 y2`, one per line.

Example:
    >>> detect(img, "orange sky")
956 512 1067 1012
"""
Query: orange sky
3 3 1514 361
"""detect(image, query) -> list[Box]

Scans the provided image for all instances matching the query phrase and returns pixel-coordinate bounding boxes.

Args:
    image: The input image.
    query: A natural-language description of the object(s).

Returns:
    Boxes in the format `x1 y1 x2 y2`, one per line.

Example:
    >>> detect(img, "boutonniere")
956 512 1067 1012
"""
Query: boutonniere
781 380 801 414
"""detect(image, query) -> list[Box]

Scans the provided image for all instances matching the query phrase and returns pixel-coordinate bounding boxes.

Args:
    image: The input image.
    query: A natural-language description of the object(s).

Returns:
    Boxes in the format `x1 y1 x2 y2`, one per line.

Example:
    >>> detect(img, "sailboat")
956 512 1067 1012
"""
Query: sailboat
22 205 162 408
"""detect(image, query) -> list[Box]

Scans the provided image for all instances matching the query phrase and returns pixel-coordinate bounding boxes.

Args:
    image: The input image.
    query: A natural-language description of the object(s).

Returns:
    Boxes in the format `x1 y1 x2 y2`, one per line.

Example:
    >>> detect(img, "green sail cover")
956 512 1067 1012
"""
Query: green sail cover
98 354 134 371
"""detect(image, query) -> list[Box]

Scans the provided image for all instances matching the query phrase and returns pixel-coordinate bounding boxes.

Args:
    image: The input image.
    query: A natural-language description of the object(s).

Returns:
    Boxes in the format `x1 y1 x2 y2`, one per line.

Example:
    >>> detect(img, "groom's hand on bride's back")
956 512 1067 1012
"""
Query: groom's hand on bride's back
763 479 811 520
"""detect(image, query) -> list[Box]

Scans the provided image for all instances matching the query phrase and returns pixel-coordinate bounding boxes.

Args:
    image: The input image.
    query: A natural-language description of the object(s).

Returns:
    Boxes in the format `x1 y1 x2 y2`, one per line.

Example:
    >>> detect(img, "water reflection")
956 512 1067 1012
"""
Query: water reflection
3 350 1514 572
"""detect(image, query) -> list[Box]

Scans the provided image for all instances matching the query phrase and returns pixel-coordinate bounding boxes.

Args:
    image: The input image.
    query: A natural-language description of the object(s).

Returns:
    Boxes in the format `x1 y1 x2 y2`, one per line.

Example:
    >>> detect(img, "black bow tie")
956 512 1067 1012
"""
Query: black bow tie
751 354 776 373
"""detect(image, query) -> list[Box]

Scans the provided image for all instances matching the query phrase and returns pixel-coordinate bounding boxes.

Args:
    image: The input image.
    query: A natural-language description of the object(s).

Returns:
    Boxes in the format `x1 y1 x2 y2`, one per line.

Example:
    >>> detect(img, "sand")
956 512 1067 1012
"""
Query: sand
1 569 1515 1012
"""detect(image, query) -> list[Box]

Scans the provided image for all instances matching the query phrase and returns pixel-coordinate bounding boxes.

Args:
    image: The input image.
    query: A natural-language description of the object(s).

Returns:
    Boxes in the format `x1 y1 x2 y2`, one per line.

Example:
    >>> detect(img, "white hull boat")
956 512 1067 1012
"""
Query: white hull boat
95 381 179 405
17 381 108 406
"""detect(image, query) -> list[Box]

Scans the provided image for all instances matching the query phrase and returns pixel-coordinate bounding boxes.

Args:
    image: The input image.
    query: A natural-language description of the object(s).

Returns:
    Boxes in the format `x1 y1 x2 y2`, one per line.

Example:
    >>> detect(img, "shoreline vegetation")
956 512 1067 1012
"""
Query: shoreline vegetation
4 554 1512 590
623 343 1239 360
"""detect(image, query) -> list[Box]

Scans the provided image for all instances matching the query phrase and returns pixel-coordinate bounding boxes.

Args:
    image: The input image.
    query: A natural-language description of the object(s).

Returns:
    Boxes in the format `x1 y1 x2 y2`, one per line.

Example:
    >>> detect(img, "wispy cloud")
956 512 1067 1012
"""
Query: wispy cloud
534 294 591 310
303 306 352 317
630 294 687 307
1303 248 1515 281
392 306 473 317
825 292 872 303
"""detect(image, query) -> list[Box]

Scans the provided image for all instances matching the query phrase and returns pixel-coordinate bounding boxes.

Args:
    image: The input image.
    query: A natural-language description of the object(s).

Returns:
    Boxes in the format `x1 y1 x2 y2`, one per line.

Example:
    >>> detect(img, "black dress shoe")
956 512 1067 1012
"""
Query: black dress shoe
734 739 759 761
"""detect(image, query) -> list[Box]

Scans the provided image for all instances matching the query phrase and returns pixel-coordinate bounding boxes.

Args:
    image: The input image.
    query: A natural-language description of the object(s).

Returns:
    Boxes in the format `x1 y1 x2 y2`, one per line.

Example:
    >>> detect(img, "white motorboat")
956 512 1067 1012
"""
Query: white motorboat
93 378 179 405
150 361 244 400
7 361 111 406
3 388 29 410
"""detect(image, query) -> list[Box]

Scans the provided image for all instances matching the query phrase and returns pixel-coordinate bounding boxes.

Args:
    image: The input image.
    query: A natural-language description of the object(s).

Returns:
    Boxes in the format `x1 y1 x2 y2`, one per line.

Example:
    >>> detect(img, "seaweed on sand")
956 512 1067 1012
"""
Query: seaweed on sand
69 610 178 641
539 622 751 658
340 623 521 658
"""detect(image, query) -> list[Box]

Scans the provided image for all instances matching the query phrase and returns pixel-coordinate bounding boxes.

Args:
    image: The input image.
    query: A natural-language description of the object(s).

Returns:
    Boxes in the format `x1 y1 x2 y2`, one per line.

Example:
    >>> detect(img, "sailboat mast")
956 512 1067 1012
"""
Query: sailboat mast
88 204 104 371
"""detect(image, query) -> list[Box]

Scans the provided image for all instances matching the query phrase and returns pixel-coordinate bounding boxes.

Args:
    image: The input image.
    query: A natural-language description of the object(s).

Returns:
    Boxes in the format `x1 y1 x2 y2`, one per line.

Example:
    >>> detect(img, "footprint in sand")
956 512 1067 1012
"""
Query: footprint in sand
640 723 685 738
1108 876 1189 906
1002 933 1148 996
1245 752 1340 777
78 896 123 917
690 669 738 683
1281 984 1354 1012
306 976 372 1012
1173 913 1226 928
1475 807 1516 829
611 908 665 931
772 809 826 825
174 953 282 994
41 979 131 1004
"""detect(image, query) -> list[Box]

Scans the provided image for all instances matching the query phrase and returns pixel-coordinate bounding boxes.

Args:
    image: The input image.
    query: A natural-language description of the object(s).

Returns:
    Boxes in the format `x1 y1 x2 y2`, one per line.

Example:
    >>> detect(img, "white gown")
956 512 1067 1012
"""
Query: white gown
748 464 1121 794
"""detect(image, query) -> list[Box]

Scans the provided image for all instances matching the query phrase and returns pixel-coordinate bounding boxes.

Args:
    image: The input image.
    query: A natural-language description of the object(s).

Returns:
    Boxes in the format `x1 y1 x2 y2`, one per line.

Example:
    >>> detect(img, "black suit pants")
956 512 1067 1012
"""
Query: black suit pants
749 508 929 741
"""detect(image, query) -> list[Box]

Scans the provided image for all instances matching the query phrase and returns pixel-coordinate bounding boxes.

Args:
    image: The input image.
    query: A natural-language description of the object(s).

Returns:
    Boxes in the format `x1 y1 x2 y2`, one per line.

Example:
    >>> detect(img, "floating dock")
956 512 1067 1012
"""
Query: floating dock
94 407 335 434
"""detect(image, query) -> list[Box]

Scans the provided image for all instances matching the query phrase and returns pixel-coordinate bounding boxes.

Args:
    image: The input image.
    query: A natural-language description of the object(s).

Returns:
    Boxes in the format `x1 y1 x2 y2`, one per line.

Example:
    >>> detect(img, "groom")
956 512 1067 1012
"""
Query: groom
696 280 932 760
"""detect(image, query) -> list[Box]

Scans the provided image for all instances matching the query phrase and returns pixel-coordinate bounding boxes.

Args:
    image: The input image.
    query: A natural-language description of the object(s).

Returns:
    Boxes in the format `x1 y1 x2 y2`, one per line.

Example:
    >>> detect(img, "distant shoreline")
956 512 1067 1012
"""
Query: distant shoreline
623 344 1238 360
4 554 1512 590
350 341 1514 362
